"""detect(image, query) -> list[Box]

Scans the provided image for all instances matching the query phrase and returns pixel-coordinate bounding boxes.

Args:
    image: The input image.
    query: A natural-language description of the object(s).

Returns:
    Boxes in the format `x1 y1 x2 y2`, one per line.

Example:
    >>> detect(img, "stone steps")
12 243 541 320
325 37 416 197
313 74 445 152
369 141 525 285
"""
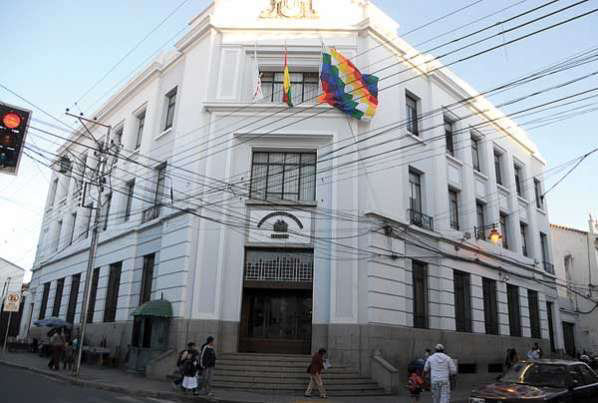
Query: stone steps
211 353 389 397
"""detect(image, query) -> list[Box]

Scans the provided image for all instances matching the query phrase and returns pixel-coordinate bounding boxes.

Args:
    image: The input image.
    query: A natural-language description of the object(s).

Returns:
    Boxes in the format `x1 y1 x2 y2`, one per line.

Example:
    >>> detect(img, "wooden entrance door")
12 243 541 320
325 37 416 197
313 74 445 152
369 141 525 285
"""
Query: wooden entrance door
239 289 312 354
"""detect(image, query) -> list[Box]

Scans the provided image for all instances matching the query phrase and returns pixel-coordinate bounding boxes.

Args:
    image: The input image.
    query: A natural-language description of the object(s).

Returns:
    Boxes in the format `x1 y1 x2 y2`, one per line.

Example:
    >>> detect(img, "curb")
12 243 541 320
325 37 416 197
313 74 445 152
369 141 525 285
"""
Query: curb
0 359 264 403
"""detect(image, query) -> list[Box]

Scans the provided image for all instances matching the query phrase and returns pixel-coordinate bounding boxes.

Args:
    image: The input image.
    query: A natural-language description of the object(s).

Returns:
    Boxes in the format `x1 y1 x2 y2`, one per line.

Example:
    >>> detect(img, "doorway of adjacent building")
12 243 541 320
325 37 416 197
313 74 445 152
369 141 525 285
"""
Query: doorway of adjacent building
562 321 576 357
239 248 313 354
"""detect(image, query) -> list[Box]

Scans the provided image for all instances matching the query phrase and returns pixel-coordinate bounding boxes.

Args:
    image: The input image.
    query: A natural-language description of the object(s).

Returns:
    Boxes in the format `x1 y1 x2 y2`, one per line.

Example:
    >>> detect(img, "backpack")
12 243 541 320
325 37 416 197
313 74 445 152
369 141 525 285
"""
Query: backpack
182 357 196 376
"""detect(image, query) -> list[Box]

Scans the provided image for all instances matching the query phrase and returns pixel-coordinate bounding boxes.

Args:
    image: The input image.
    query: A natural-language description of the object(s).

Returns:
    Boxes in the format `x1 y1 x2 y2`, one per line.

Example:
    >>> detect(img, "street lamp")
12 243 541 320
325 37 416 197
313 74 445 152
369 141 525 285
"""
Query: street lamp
488 226 503 245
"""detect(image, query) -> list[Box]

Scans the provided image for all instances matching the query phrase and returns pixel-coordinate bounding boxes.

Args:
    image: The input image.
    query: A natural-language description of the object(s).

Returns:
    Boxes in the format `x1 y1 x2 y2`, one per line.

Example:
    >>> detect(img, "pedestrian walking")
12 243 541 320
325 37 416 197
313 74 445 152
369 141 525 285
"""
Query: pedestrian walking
304 348 328 399
407 368 424 402
424 344 457 403
172 342 199 391
63 341 75 371
47 328 65 371
504 348 519 370
200 336 216 397
180 347 200 395
527 345 540 360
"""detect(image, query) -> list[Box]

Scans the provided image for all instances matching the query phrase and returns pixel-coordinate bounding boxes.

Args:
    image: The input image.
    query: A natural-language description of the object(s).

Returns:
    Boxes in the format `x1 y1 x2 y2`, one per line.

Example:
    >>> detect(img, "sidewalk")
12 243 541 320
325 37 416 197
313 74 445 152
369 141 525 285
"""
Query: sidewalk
0 351 481 402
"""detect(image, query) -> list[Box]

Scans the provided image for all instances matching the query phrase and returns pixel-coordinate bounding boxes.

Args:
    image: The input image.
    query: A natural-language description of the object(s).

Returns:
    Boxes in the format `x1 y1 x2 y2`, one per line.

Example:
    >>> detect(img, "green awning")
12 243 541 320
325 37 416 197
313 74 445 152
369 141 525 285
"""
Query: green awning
132 300 173 318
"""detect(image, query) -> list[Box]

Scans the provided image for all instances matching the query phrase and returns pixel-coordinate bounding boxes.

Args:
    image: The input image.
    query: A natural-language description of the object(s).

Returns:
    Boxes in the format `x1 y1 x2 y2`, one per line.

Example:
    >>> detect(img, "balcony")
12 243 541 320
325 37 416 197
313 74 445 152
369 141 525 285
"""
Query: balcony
141 205 161 224
408 209 434 231
543 261 555 274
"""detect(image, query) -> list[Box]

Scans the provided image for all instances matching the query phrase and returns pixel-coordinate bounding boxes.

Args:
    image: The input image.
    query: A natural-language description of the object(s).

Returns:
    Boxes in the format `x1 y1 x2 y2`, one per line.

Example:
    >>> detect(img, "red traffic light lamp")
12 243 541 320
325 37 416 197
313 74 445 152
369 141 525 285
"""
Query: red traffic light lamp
2 112 21 129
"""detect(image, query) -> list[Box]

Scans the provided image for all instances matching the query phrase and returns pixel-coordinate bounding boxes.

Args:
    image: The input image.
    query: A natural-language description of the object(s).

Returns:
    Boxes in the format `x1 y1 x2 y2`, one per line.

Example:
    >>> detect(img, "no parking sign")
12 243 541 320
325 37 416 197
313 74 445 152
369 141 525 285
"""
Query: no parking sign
3 292 21 312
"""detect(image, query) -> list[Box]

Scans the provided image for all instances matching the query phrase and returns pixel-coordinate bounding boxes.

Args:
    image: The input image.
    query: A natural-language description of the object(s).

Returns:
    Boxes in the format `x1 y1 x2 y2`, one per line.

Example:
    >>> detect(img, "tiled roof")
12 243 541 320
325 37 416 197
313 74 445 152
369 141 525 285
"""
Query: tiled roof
550 223 587 235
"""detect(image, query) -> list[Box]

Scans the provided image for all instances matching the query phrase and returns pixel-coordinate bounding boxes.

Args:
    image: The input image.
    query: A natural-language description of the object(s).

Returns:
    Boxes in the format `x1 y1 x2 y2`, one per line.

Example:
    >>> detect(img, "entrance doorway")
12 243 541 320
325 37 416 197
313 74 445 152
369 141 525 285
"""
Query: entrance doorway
239 248 314 354
240 289 312 354
563 321 576 357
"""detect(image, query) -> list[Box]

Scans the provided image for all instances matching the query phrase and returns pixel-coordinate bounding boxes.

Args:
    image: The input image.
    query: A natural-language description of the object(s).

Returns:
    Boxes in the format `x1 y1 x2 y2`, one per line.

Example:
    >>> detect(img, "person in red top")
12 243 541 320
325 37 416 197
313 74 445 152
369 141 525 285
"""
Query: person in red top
408 369 425 402
305 348 328 399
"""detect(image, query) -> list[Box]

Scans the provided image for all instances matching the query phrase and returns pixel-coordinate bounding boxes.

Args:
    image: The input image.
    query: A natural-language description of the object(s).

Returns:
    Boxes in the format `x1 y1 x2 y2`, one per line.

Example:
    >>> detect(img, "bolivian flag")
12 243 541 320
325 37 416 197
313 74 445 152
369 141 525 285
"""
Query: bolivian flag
283 48 293 107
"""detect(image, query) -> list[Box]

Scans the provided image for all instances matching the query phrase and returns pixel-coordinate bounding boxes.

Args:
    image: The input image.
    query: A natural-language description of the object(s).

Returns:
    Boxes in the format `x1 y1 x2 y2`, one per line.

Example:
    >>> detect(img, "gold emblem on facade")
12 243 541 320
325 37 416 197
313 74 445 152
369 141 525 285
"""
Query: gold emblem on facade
260 0 318 19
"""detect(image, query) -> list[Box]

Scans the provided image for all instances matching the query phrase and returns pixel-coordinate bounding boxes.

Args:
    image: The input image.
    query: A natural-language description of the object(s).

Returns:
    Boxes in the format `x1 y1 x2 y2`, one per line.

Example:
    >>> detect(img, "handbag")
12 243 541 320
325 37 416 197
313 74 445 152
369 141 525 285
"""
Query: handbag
323 358 332 370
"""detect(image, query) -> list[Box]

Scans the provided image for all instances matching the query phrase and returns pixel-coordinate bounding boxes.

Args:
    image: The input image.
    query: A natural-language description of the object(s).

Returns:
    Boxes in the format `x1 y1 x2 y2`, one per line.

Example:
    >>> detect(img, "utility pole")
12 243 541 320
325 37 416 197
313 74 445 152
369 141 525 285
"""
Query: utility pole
66 111 111 377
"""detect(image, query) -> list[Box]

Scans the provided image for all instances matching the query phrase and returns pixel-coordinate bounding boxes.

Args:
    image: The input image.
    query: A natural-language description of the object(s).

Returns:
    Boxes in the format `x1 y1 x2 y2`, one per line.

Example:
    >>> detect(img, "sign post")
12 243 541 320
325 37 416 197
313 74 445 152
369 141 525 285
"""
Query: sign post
2 292 21 354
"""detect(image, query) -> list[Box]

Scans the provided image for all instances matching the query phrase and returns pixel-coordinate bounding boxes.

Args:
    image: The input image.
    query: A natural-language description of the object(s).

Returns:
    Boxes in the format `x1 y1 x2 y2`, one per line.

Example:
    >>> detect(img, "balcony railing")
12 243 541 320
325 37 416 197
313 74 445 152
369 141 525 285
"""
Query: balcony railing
141 205 161 224
408 209 434 231
543 261 555 274
474 226 486 240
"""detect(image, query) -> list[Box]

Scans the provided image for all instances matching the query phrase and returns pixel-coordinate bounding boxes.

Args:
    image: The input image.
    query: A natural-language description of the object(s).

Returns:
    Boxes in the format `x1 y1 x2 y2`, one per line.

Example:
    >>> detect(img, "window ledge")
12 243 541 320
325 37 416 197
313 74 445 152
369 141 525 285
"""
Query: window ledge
497 183 510 194
155 127 173 140
517 195 529 205
474 170 488 181
446 153 463 166
404 132 426 145
245 199 318 208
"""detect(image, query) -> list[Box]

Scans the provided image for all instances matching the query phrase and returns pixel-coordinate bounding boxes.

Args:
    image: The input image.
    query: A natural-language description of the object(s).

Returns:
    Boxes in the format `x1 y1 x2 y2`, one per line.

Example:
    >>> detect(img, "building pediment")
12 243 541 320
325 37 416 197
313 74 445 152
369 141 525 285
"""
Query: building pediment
203 0 398 32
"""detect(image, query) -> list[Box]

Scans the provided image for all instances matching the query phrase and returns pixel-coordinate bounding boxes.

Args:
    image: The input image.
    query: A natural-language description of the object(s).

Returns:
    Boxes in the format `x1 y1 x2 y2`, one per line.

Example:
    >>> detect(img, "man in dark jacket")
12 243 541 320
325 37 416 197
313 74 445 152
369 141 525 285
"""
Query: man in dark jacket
200 336 216 396
305 348 328 398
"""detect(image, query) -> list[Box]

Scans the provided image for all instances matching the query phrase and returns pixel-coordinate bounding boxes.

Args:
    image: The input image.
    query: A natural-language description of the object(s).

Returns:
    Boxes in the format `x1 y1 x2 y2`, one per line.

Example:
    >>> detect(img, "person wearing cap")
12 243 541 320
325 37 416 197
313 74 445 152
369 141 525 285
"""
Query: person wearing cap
424 344 457 403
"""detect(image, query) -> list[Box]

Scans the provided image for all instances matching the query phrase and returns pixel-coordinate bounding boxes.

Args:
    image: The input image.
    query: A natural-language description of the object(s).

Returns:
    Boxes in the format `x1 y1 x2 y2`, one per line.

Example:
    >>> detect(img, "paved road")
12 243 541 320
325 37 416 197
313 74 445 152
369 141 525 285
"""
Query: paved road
0 365 178 403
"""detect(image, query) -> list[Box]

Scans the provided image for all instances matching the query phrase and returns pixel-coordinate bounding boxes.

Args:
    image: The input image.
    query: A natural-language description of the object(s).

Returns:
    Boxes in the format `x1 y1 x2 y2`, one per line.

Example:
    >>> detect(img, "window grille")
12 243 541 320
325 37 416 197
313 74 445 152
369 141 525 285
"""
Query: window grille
244 250 313 283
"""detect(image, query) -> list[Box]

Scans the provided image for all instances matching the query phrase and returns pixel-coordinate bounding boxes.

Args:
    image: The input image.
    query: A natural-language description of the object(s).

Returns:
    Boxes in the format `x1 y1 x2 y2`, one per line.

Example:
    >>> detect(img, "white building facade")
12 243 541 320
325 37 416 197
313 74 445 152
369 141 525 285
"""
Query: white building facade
551 219 598 356
29 0 561 376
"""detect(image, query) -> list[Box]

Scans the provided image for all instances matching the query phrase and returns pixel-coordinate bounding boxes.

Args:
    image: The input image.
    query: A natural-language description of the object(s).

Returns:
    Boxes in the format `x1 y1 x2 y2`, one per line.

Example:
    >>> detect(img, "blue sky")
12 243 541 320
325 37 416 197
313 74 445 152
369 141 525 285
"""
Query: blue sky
1 0 597 279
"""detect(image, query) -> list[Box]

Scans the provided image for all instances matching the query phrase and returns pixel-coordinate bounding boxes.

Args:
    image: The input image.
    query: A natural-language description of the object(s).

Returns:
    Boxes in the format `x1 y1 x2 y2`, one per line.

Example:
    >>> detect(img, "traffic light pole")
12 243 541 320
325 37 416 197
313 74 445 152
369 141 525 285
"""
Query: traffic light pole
70 113 111 377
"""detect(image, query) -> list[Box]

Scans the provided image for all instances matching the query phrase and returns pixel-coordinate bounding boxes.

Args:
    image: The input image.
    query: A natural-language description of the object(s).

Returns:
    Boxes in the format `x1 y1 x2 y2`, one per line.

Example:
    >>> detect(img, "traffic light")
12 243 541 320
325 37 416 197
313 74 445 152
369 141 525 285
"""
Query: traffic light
0 102 31 175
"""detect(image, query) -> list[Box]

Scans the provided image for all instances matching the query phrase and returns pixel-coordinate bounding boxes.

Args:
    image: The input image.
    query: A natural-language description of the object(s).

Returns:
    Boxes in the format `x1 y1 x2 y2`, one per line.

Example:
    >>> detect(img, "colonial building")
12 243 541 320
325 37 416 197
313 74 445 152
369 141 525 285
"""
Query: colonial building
551 218 598 356
29 0 561 378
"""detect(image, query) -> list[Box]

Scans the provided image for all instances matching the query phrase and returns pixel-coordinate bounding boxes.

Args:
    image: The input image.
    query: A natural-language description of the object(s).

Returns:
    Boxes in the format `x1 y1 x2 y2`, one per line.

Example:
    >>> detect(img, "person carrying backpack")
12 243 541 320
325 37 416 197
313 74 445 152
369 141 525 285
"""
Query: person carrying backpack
181 347 200 395
172 342 198 391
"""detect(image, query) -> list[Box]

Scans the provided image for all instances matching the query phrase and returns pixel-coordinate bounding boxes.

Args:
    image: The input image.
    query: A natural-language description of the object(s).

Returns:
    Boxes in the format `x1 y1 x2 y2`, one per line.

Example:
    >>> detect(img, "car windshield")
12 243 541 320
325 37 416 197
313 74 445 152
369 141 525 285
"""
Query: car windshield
500 362 568 388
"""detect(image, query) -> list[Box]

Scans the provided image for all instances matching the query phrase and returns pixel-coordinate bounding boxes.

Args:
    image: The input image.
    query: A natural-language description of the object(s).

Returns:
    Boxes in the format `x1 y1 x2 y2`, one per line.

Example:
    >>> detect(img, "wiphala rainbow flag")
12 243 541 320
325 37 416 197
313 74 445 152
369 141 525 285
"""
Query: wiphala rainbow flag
319 48 379 121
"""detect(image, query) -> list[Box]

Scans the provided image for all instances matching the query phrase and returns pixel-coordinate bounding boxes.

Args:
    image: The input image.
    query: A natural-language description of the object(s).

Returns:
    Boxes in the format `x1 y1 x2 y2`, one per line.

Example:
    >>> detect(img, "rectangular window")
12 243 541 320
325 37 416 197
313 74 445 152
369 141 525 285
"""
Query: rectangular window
482 278 498 335
139 254 155 305
260 72 319 105
250 151 316 202
444 116 455 156
409 169 422 213
124 180 135 222
48 178 59 207
67 213 76 246
102 193 112 231
476 201 486 240
114 126 123 146
534 178 544 209
52 278 65 317
454 270 472 333
164 87 177 130
154 164 167 206
546 301 556 352
135 110 145 150
39 282 51 320
500 212 509 249
87 268 100 324
520 222 529 257
514 164 523 197
507 284 521 337
471 134 481 172
104 262 122 323
540 232 553 273
406 93 419 136
494 150 503 185
84 205 93 239
66 273 80 324
528 290 541 339
55 220 63 251
412 261 428 329
449 188 460 230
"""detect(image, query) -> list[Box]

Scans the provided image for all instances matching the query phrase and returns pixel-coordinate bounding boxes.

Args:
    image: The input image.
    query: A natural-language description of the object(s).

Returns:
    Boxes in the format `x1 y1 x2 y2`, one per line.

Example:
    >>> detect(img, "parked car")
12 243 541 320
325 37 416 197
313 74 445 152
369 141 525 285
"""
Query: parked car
469 360 598 402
